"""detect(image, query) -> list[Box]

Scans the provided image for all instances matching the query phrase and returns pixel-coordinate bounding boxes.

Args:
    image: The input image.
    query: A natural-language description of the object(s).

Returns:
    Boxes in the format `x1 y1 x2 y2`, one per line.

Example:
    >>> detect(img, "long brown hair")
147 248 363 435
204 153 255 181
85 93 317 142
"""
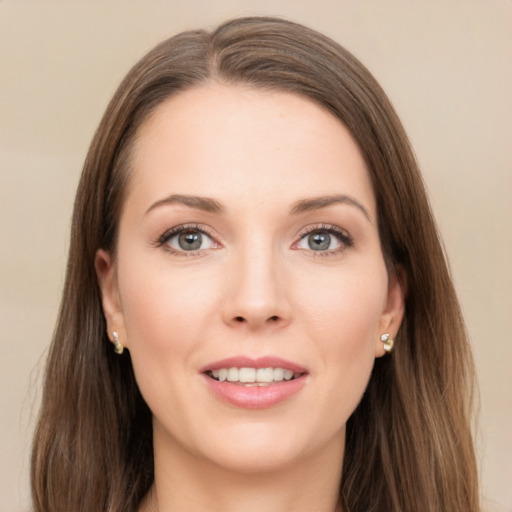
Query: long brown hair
31 16 480 512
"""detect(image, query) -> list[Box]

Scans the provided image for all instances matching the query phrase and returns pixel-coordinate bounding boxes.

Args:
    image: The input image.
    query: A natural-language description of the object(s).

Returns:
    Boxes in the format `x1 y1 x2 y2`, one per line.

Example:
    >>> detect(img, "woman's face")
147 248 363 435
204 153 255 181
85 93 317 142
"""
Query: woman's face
97 84 404 474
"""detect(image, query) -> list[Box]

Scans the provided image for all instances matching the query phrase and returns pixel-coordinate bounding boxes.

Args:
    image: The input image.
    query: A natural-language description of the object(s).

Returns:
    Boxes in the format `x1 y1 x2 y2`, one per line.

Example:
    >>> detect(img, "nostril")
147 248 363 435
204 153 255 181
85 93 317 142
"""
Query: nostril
230 314 283 326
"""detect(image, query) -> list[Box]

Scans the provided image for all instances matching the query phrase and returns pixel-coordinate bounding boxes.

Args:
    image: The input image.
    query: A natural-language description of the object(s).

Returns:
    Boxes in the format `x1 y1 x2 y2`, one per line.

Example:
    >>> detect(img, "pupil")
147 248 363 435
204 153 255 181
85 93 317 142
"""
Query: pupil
309 232 330 251
178 231 202 250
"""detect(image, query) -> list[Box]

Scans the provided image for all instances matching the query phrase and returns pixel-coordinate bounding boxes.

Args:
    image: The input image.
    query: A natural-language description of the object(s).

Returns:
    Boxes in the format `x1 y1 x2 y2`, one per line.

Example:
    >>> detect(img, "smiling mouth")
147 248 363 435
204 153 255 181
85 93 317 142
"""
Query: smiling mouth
205 367 303 386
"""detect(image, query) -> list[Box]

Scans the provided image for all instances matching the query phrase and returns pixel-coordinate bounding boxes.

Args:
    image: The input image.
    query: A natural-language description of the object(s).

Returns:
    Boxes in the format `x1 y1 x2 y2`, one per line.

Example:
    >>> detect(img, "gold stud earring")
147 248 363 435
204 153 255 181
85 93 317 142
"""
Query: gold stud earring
381 333 394 353
112 331 124 355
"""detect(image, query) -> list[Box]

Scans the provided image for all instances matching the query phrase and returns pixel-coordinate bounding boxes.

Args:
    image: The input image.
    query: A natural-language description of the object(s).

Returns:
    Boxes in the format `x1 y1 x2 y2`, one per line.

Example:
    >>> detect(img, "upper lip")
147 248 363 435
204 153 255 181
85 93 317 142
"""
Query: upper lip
199 356 308 374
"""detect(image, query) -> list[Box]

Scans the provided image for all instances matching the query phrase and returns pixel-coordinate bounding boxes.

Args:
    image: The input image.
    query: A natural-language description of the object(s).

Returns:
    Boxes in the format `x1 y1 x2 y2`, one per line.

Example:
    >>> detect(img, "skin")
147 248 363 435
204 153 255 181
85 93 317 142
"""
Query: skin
96 84 404 512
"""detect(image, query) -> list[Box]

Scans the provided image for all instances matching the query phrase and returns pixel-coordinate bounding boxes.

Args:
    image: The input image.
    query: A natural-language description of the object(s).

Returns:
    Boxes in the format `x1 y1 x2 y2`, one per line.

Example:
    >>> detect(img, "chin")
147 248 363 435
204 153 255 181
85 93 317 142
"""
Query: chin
190 420 343 475
204 442 306 475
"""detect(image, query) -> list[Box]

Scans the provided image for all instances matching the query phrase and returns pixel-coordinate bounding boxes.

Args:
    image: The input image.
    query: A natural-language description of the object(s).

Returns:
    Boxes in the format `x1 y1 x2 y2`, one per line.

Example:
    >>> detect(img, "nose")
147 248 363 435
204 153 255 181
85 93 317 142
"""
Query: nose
222 246 291 330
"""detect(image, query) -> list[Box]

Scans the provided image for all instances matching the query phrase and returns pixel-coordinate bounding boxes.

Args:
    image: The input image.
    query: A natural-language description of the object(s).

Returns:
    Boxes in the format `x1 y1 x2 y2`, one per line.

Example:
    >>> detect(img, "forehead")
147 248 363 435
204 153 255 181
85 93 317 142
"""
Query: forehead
127 83 375 218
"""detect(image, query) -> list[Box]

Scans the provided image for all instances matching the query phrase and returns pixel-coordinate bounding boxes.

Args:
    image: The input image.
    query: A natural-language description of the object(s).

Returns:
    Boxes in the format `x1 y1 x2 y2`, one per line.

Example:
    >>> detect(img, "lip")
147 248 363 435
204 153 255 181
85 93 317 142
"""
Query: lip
200 356 308 409
200 356 307 374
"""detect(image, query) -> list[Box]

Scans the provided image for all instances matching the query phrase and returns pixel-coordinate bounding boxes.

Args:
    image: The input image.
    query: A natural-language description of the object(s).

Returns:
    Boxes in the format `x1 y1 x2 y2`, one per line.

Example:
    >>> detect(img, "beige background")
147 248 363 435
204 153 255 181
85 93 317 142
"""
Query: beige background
1 1 511 511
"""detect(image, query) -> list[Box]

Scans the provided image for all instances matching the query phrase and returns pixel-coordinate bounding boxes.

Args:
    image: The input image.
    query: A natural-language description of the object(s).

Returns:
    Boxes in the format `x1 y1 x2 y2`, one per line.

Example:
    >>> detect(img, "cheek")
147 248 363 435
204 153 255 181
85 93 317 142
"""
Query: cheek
116 252 220 385
295 260 387 410
298 260 387 344
119 251 212 335
116 255 219 427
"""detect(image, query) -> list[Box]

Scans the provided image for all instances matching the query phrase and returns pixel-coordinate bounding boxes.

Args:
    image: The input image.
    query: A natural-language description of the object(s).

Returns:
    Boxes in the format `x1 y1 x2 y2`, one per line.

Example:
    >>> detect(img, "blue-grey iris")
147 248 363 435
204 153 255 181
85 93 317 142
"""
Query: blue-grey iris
309 232 330 251
179 231 202 250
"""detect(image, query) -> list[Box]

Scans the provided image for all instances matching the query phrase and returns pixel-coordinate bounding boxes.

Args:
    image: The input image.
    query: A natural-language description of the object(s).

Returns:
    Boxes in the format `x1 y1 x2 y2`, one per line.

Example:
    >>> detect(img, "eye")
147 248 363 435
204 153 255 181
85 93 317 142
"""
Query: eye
158 225 219 253
298 231 340 251
295 226 353 253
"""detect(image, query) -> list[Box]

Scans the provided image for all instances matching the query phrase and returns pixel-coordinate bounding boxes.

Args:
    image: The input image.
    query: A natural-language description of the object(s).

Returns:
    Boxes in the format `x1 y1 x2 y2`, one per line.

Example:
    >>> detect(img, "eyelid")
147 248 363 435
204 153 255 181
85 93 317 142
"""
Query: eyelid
155 223 221 255
154 222 352 256
293 224 354 254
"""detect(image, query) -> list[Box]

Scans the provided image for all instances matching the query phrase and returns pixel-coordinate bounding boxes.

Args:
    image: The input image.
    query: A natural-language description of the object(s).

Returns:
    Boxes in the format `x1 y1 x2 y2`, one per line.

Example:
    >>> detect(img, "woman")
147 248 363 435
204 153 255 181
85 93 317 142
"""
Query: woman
31 16 480 512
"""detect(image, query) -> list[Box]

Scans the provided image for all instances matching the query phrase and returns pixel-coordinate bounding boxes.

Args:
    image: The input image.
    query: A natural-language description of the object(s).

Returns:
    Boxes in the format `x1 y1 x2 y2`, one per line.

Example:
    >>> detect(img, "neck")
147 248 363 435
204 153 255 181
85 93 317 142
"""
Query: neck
141 427 345 512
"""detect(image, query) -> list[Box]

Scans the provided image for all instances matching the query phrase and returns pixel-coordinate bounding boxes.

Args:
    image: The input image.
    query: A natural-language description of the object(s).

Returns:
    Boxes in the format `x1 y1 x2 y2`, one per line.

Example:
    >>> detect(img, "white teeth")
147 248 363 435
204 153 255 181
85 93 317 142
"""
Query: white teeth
208 367 300 384
256 367 274 383
239 367 256 383
227 368 239 382
273 367 284 381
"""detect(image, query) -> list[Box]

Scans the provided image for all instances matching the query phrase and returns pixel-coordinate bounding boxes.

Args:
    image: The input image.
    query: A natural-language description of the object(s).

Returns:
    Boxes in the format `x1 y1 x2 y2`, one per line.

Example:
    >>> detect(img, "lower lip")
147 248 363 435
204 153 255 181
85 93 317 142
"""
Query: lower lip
202 374 307 409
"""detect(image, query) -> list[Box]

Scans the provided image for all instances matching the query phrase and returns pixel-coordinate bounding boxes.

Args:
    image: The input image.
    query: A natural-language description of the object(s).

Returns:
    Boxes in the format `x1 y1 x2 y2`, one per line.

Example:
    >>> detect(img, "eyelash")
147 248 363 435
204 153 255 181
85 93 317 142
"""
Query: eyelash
295 224 354 256
156 224 217 257
155 223 354 257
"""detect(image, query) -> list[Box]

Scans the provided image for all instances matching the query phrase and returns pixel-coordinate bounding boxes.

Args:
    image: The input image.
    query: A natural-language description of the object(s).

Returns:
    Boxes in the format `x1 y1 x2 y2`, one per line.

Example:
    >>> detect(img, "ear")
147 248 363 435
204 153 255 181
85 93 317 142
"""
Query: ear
375 266 406 358
95 249 128 348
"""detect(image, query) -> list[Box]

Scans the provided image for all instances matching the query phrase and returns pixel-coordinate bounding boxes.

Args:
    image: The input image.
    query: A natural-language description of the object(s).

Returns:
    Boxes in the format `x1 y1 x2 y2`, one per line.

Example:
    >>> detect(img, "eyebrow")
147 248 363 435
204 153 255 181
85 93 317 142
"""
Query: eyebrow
145 194 224 215
145 193 370 221
290 194 371 221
